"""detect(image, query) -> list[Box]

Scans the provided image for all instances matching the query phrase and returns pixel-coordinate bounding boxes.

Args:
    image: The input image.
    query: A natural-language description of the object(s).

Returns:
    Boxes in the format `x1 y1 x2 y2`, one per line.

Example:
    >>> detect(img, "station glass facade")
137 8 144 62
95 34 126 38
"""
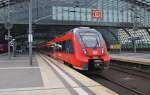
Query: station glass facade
51 1 132 23
0 0 150 26
0 0 150 50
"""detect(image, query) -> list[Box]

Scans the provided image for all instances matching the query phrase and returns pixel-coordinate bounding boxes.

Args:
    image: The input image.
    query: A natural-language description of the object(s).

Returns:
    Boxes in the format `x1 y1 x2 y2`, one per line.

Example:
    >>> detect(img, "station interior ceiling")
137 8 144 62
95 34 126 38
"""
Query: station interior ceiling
0 0 150 50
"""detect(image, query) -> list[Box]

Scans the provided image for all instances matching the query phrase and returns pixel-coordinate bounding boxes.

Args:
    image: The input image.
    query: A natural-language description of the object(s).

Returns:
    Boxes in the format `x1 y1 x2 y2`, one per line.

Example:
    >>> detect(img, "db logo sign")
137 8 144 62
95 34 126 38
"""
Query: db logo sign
92 9 103 19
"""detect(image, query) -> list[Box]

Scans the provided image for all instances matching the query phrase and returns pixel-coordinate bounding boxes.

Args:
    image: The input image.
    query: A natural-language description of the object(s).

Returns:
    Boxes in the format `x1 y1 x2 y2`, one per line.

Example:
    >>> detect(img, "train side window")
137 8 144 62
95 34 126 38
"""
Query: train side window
48 46 53 52
47 46 49 52
69 40 74 53
57 42 62 52
62 41 66 52
65 40 74 54
54 42 57 52
66 40 69 53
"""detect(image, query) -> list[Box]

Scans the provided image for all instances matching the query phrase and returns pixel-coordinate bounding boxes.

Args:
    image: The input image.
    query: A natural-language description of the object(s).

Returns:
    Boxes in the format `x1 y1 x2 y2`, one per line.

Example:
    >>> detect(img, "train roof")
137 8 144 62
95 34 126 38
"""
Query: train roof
47 27 100 46
73 27 98 33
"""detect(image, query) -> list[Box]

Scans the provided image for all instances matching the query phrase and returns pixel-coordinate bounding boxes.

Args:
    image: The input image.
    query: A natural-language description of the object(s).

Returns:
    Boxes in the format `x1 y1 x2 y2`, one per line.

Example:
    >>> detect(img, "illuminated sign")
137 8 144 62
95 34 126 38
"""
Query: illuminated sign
91 9 103 19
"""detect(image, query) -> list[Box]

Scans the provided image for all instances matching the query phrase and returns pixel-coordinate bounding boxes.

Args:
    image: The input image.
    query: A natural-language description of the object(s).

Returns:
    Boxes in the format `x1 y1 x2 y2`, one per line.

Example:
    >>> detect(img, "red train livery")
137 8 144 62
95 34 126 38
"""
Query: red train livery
0 44 8 53
40 27 110 72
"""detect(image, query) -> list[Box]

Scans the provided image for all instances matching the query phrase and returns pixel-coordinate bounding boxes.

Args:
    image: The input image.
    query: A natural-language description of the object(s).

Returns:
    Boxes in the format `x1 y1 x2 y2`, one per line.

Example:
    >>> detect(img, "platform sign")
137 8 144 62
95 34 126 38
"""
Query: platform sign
28 34 33 43
110 44 121 49
5 35 12 41
5 35 9 40
91 9 103 19
4 22 13 30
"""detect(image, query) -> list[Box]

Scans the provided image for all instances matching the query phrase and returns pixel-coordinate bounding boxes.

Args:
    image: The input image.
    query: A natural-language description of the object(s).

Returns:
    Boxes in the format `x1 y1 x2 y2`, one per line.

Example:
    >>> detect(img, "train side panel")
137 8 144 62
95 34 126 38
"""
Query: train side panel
0 44 8 53
40 27 110 72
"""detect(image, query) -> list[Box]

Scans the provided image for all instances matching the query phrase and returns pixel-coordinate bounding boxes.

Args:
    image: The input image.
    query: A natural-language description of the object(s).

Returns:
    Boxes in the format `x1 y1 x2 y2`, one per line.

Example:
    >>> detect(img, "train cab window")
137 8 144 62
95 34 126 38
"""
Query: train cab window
78 31 101 48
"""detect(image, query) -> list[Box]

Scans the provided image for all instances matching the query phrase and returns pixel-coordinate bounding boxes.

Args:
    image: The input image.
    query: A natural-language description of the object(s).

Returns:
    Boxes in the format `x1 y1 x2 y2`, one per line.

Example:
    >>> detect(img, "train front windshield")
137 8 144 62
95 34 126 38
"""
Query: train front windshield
79 32 101 48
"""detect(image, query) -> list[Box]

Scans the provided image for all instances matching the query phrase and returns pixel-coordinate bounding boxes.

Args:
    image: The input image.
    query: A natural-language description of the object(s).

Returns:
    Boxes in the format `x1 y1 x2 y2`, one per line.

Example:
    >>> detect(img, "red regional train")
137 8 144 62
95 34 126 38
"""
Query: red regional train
40 27 110 72
0 44 8 53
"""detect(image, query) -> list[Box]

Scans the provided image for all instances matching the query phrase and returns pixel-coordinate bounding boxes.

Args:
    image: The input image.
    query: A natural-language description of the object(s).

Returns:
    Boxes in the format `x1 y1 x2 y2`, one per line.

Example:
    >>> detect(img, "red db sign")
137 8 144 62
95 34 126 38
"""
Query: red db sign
92 9 103 19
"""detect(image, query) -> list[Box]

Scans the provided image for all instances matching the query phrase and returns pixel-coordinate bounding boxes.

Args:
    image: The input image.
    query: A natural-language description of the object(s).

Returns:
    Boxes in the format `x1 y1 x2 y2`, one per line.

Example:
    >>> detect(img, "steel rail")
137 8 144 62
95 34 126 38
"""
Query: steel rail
96 74 146 95
110 64 150 80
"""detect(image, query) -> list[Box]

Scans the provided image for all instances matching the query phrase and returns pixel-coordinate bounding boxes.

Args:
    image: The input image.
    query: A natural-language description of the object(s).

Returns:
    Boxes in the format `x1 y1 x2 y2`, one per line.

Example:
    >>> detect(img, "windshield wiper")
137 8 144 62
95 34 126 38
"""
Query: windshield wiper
93 38 99 49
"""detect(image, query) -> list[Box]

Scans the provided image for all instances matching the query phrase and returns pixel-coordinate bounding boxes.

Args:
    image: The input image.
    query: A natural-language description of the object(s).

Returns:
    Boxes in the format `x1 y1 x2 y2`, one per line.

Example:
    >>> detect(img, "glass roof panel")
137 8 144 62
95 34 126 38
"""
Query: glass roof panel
136 0 150 5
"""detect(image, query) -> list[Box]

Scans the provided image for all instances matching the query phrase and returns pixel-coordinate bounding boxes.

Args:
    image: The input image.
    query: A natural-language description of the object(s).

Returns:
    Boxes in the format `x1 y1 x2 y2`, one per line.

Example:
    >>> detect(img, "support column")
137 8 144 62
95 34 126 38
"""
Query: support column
29 0 33 66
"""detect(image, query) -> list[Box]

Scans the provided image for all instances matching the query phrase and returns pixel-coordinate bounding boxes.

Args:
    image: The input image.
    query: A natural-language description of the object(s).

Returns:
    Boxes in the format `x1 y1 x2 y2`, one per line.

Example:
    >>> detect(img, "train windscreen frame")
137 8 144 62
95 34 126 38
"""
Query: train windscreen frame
76 29 102 48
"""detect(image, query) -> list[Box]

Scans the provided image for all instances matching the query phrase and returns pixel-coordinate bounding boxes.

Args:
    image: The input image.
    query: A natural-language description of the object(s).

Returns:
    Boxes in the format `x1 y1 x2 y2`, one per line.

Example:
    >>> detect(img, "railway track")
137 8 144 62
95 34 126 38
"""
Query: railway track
39 54 150 95
86 64 150 95
95 74 146 95
110 64 150 80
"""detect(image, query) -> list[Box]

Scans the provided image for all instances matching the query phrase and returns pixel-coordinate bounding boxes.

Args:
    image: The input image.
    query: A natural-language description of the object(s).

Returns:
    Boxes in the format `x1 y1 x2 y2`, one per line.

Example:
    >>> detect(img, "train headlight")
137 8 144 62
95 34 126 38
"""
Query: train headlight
101 47 104 54
83 49 87 54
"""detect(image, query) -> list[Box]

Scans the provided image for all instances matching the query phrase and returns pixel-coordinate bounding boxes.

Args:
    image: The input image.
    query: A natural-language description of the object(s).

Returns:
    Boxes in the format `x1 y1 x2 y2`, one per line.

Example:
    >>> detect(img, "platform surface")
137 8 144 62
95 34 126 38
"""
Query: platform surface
110 52 150 65
0 53 118 95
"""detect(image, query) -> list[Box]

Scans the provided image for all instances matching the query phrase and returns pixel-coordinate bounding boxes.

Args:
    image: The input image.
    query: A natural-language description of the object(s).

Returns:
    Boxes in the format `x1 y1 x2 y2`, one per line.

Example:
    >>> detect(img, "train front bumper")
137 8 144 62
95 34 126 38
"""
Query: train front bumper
81 59 109 71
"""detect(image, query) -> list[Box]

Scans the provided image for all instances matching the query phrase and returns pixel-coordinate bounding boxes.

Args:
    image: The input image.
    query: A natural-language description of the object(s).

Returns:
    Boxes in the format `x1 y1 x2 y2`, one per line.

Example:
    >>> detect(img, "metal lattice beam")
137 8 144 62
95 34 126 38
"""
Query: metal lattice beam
0 0 29 8
121 0 150 9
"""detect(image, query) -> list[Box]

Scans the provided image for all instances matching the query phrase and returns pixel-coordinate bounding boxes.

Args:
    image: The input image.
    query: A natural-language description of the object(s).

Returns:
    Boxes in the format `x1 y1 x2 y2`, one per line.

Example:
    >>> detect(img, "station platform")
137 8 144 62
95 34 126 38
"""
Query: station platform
0 53 118 95
110 52 150 65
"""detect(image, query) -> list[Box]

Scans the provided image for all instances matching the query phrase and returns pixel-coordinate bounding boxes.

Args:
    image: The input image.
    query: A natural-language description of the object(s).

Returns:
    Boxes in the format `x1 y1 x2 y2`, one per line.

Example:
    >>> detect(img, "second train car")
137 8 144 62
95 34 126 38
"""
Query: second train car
0 44 8 53
41 27 110 72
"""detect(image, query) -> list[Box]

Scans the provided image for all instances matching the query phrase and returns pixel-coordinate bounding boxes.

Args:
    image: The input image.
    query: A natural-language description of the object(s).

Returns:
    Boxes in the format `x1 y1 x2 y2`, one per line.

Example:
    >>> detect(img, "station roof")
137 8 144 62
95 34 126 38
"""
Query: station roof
0 0 97 8
0 0 150 44
0 0 28 8
118 0 150 9
0 0 150 14
0 0 8 8
0 0 150 8
137 0 150 5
